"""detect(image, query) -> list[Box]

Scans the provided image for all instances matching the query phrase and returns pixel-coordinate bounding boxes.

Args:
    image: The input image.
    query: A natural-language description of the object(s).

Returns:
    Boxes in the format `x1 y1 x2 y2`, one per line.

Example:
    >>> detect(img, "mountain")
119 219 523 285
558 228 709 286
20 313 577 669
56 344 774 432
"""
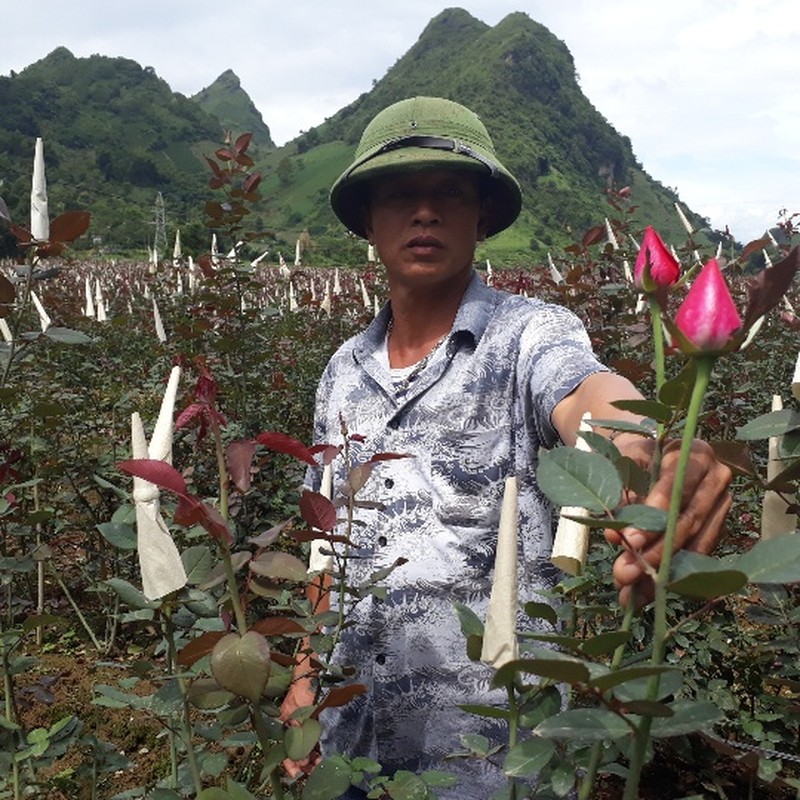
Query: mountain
192 69 275 150
0 14 714 262
0 47 223 254
258 8 712 263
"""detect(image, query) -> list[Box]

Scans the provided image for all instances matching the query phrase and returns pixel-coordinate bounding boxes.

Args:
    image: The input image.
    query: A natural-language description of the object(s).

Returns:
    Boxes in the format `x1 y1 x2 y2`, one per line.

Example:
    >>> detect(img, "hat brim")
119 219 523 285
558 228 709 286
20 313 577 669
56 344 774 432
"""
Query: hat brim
330 146 522 240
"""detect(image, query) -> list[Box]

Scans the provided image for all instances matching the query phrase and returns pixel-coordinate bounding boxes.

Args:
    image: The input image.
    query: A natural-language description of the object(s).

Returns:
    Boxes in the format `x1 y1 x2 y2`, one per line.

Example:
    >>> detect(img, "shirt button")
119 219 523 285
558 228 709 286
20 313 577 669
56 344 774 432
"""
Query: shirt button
375 653 386 665
384 478 394 489
377 536 387 547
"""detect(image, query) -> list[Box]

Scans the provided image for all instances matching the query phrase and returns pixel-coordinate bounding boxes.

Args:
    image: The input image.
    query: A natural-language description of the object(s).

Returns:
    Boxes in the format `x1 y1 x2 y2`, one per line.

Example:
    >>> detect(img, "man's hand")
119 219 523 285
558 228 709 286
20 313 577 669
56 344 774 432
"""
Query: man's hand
279 668 320 778
605 435 733 607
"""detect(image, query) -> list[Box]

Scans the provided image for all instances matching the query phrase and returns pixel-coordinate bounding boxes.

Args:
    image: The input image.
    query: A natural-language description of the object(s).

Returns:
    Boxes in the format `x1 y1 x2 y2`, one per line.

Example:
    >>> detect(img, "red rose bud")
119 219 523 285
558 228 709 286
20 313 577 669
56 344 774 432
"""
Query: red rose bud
634 226 681 291
674 258 742 353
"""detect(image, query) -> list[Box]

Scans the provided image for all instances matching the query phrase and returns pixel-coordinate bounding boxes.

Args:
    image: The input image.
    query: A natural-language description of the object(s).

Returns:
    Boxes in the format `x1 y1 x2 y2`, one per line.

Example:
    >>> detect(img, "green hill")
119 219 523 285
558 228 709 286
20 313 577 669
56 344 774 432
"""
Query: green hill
0 12 715 263
192 69 275 151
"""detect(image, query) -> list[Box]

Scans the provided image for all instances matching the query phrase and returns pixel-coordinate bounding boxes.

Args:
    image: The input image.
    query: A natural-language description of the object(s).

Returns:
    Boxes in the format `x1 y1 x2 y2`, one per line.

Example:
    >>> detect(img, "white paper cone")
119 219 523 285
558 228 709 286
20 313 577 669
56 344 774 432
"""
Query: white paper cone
31 138 49 242
0 318 12 344
551 414 592 574
309 463 335 574
761 395 798 539
30 291 51 332
792 351 800 402
481 475 519 668
153 297 166 343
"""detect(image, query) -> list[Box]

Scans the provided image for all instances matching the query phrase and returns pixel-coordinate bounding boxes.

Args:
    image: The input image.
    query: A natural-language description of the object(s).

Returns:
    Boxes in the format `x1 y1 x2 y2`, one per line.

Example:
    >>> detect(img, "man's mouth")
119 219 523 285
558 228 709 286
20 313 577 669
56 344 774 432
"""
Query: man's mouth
407 235 443 251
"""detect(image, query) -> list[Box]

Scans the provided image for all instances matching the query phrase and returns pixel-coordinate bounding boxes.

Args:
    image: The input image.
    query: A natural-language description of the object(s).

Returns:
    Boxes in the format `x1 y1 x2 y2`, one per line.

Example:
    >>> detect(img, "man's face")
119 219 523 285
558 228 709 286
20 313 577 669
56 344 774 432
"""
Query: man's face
364 169 488 290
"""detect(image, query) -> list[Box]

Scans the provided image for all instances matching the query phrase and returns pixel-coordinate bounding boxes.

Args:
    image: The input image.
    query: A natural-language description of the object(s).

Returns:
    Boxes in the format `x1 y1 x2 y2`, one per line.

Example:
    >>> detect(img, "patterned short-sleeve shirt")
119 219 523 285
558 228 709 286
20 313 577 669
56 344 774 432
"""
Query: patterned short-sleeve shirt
311 271 606 797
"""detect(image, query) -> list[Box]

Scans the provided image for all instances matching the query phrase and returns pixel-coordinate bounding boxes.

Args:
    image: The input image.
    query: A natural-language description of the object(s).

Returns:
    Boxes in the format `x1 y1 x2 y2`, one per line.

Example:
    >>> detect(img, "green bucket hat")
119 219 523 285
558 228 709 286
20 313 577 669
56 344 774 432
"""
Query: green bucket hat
330 96 522 239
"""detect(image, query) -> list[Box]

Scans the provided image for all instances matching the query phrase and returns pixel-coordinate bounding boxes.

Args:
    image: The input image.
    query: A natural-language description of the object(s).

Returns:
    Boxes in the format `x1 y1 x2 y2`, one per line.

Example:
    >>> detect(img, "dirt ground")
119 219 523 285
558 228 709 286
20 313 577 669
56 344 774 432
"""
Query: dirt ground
12 647 798 799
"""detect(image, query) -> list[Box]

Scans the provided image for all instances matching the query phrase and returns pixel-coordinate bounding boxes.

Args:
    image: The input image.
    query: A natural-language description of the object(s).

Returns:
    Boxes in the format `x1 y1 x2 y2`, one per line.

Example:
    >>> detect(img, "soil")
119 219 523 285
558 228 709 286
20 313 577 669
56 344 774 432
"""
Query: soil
12 646 798 799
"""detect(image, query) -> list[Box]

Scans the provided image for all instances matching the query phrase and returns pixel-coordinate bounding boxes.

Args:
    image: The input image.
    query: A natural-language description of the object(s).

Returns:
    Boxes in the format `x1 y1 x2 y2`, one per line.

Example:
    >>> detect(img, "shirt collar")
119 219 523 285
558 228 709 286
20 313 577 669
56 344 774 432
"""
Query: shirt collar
354 270 503 361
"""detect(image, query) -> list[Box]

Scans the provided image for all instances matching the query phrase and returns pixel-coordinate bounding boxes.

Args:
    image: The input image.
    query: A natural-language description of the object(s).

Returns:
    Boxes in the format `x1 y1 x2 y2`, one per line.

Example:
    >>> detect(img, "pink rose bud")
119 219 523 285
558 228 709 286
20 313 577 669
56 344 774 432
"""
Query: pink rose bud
634 226 681 291
674 258 742 353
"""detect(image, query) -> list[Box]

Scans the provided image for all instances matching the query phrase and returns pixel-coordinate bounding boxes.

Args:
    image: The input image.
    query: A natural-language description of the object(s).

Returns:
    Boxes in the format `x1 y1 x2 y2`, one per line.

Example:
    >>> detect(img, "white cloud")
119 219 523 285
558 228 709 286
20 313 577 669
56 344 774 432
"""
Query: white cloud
1 0 798 241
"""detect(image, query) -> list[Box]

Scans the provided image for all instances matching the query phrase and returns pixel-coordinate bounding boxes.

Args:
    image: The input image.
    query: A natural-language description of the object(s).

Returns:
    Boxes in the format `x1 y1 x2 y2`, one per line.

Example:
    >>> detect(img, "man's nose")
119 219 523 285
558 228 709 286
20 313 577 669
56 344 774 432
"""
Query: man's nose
411 191 441 225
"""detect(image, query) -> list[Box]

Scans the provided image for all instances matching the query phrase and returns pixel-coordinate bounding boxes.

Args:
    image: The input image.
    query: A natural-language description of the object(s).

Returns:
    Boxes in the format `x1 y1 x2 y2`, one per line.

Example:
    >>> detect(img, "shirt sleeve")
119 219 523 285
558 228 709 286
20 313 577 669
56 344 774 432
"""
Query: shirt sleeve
518 301 608 447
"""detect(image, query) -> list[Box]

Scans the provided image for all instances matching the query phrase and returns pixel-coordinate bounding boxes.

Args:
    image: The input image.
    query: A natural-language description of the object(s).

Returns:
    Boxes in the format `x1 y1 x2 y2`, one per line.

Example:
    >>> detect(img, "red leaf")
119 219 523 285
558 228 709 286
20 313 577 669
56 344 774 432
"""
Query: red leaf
9 223 32 244
309 444 340 465
49 211 91 243
176 496 233 544
250 617 307 636
582 224 606 247
299 490 337 532
227 439 257 493
176 403 204 430
348 463 375 494
242 172 262 194
197 255 216 278
215 147 235 161
117 458 188 496
311 684 367 718
0 273 15 316
235 133 253 155
178 631 226 666
742 245 800 331
204 155 223 177
256 432 318 466
292 529 351 545
367 452 413 463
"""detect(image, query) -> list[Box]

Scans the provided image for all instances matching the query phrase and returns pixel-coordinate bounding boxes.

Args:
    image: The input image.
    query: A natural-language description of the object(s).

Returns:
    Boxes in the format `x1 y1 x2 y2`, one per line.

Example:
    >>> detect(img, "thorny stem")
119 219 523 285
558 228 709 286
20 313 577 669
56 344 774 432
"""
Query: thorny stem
623 355 714 800
211 417 248 635
579 597 637 799
252 708 287 800
164 604 203 795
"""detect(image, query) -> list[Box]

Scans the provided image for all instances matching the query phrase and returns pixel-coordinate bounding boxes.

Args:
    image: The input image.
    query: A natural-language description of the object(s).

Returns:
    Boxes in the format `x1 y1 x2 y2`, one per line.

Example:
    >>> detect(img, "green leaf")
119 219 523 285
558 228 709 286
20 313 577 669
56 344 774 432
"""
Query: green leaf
668 570 747 599
668 552 749 597
579 630 631 657
285 718 321 761
537 447 623 513
504 738 556 777
102 578 160 609
650 700 722 737
96 521 137 551
43 326 93 344
612 668 685 704
181 545 213 584
614 504 667 532
731 534 800 584
453 601 484 637
736 409 800 440
535 708 631 741
659 360 697 411
249 551 308 582
302 755 353 800
610 399 673 423
523 601 558 626
492 657 591 689
589 665 679 693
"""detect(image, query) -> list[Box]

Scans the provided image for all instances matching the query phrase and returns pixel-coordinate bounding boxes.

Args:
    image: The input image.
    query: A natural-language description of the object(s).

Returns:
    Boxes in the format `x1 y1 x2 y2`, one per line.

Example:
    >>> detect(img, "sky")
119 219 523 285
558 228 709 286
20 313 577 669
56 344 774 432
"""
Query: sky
1 0 798 243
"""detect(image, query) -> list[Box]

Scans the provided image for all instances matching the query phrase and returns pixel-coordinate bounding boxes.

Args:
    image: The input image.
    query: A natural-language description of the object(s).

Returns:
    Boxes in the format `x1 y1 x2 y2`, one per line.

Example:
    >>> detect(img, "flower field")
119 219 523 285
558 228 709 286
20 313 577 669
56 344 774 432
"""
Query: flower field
2 141 800 798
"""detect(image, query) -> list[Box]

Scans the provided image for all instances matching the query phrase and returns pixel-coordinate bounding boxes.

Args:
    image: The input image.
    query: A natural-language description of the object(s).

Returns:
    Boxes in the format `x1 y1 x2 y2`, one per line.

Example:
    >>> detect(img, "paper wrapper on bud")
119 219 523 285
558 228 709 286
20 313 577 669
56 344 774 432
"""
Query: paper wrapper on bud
481 475 519 669
551 414 592 575
308 463 335 574
761 395 798 539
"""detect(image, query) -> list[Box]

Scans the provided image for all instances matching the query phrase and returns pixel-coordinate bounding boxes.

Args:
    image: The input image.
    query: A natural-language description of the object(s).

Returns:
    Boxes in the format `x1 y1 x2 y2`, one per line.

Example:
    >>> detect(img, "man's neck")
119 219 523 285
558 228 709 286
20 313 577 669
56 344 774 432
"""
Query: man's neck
386 271 472 368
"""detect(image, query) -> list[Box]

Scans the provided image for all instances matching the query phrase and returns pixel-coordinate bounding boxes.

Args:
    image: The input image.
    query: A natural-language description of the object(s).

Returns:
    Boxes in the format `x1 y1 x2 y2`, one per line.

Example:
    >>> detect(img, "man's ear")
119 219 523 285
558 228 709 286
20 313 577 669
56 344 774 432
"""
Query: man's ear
477 197 492 242
362 205 374 242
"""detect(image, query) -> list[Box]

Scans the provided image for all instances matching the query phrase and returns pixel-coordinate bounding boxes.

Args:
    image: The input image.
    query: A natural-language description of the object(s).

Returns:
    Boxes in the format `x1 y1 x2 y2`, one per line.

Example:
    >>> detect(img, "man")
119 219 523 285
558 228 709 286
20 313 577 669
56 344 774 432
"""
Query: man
286 96 731 797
